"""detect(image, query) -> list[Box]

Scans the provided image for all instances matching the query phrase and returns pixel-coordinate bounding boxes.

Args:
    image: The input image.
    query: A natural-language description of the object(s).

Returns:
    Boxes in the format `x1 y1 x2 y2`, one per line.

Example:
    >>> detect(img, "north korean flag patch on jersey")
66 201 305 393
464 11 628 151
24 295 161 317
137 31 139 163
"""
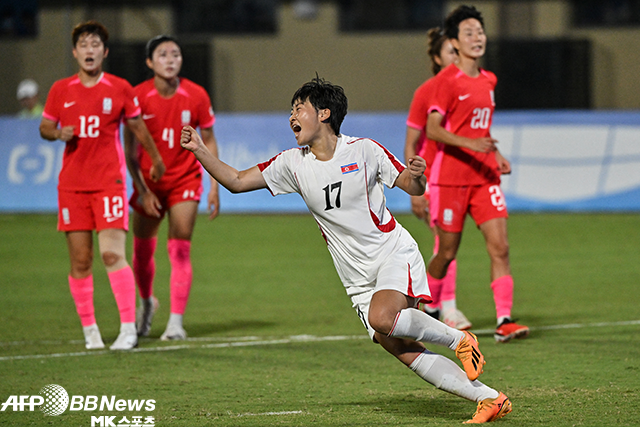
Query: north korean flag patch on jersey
341 163 359 174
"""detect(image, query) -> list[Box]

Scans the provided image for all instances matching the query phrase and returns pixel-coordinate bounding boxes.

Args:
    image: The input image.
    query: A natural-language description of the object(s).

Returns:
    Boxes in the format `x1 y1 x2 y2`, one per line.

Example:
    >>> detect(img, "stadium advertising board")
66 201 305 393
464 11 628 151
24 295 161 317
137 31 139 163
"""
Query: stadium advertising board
2 111 640 213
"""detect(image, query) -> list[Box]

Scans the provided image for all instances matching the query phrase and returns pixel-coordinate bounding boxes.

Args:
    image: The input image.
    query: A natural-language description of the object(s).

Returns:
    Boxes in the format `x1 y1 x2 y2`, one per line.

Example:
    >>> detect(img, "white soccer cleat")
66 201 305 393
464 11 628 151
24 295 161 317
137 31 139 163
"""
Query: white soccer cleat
160 324 187 341
136 296 159 337
441 308 472 330
83 324 105 350
110 323 138 350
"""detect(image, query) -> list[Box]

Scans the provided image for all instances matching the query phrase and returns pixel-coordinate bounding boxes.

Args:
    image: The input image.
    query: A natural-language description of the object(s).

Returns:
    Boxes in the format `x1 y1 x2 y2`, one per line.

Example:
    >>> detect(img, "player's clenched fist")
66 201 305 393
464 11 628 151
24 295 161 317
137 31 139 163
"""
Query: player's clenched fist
180 125 203 153
407 155 426 179
59 125 76 142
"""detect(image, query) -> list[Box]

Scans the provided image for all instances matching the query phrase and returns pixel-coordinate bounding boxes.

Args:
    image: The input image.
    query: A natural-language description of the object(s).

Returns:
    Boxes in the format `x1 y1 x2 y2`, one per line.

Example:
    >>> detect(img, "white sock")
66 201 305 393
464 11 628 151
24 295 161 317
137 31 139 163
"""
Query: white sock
120 322 136 334
389 308 464 350
82 324 99 334
441 299 457 312
167 313 183 328
410 350 499 402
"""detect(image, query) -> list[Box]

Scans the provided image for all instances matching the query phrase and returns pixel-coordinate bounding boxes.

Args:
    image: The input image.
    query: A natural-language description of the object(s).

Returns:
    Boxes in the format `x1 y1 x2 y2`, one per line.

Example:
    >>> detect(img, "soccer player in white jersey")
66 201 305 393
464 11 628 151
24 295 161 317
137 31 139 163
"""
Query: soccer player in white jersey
180 77 512 423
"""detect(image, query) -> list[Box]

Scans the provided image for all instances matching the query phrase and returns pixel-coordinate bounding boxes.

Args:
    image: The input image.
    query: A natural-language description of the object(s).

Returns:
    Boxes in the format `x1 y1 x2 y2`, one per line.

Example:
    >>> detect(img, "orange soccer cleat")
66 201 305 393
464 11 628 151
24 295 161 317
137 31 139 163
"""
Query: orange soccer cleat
494 319 529 343
464 392 512 424
455 331 485 381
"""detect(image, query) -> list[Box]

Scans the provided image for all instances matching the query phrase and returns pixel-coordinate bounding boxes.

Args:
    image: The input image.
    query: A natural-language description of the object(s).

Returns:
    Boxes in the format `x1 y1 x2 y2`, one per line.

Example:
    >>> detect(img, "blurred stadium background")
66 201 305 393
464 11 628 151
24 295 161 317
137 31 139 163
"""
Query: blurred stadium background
1 3 639 425
2 0 640 214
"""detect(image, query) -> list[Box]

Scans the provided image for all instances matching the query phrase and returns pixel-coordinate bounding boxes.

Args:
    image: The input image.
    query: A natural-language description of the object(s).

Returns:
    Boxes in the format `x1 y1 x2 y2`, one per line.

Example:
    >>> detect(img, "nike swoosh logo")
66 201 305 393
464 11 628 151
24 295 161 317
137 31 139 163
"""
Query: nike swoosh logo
105 216 120 223
458 94 471 101
142 114 155 120
64 102 76 108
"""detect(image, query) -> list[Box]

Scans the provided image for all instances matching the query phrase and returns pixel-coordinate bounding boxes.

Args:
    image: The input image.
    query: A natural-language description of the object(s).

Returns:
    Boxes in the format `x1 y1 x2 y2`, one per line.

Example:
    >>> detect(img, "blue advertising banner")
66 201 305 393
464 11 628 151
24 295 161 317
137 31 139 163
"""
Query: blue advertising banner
2 111 640 213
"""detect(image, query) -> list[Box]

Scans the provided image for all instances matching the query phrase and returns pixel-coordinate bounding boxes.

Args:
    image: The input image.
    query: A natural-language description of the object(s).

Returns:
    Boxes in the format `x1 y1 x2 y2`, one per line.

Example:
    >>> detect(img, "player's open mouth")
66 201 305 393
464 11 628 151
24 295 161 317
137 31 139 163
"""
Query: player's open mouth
85 58 94 64
292 124 301 133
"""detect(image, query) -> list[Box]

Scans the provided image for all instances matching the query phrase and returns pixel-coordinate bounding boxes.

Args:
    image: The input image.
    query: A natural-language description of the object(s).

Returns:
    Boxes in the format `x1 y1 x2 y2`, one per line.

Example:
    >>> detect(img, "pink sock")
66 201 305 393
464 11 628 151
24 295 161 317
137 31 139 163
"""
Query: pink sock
440 259 457 302
68 275 96 327
426 273 444 308
168 239 192 315
491 275 514 320
133 237 157 299
425 237 443 311
108 267 136 323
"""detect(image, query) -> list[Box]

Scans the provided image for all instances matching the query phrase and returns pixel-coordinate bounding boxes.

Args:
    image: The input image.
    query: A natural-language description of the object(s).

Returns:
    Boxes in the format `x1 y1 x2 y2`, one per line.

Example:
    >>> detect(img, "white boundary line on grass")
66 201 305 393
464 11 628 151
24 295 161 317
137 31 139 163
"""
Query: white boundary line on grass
470 319 640 336
1 319 639 362
0 335 370 361
231 410 305 417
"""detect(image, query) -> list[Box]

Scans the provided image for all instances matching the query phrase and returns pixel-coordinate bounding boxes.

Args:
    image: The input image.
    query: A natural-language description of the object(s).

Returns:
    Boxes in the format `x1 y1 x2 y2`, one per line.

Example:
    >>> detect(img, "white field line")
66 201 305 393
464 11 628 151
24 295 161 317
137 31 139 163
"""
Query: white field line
0 335 369 361
470 319 640 336
1 320 639 362
0 335 267 347
231 410 305 417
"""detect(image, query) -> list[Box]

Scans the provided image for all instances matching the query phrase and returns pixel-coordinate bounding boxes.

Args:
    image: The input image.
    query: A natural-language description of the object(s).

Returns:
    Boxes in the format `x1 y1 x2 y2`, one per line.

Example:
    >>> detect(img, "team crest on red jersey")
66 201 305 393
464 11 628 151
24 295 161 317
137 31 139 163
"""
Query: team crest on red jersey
102 98 112 114
341 163 359 174
181 110 191 125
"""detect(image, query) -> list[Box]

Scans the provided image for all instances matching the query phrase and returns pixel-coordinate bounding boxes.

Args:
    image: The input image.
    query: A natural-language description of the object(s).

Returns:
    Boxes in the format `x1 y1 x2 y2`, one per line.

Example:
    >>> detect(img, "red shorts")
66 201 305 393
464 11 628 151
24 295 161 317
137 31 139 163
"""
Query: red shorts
130 172 203 219
58 187 129 232
429 183 508 233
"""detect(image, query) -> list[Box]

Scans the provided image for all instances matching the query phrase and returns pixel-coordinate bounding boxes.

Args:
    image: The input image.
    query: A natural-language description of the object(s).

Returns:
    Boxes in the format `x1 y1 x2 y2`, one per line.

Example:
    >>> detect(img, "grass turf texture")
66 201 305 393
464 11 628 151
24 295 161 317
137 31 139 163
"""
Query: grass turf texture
1 212 639 426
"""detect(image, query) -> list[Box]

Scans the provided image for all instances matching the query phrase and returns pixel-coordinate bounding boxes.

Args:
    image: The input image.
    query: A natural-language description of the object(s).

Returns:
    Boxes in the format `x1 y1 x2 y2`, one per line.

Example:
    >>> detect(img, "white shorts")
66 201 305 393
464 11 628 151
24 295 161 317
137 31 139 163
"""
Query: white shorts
349 237 431 341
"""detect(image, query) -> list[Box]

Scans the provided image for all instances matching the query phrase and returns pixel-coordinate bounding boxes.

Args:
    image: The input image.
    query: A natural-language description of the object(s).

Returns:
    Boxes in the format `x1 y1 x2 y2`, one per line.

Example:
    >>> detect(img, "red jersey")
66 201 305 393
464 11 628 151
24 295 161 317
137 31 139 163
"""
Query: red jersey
428 64 500 186
43 72 141 191
134 78 215 183
406 77 439 177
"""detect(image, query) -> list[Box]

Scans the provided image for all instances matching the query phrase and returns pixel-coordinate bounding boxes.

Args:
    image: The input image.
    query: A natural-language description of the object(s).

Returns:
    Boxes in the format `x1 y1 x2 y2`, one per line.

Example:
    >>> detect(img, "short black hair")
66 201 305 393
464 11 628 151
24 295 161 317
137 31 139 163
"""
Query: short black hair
291 76 348 136
444 5 484 40
72 20 109 48
146 35 181 60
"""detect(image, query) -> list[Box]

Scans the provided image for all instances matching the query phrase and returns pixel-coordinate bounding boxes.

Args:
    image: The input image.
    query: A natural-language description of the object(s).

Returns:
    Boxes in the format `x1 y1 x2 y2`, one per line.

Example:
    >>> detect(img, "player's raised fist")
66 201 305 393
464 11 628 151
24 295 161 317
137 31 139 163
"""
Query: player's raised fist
180 125 202 152
407 155 426 179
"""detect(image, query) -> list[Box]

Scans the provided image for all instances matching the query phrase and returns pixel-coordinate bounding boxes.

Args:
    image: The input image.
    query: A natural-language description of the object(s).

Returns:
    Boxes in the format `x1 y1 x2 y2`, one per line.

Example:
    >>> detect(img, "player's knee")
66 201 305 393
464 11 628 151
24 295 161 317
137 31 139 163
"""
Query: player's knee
368 310 396 336
71 262 92 278
70 253 93 277
101 250 123 267
488 241 509 262
442 249 458 264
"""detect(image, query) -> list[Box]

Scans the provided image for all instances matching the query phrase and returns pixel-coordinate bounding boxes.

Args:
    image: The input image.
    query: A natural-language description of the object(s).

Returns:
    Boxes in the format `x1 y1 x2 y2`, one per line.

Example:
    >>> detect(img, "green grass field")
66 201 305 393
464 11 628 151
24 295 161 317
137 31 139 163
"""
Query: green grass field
1 212 639 426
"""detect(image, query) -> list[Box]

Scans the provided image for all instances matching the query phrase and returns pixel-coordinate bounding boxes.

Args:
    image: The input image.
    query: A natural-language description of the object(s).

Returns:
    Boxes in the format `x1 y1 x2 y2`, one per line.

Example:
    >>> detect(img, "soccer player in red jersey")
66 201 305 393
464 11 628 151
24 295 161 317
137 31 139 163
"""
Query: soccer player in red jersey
39 21 165 350
405 28 512 332
425 5 529 343
125 35 220 341
405 28 473 330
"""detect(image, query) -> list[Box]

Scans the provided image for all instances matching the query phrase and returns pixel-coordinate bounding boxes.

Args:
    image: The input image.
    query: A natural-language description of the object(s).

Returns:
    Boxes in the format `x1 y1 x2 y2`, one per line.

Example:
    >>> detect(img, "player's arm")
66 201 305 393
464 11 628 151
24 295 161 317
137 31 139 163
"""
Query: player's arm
404 126 421 163
125 116 166 182
404 126 429 223
39 118 74 142
495 149 511 174
426 111 497 153
123 126 161 218
181 125 267 193
200 126 220 220
395 155 427 196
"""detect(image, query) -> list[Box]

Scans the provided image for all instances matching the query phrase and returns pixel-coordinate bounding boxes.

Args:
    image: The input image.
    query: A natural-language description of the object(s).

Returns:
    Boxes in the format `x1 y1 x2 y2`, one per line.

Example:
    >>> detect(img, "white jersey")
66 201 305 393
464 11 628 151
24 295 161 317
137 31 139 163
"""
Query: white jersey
259 134 419 296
